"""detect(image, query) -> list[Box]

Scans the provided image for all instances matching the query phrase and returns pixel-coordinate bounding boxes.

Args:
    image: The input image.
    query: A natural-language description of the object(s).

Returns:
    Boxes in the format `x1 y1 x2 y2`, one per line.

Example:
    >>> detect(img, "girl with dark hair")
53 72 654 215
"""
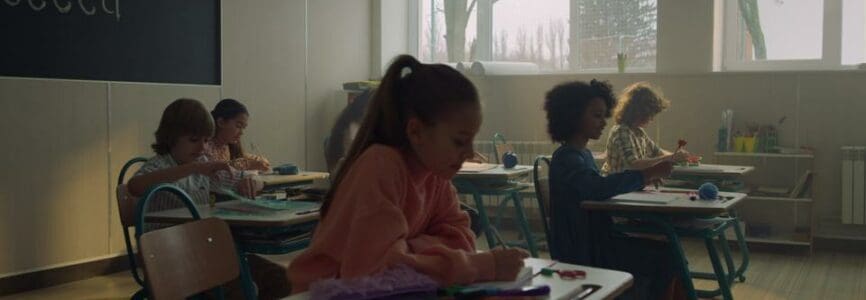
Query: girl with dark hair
206 98 271 171
544 80 684 299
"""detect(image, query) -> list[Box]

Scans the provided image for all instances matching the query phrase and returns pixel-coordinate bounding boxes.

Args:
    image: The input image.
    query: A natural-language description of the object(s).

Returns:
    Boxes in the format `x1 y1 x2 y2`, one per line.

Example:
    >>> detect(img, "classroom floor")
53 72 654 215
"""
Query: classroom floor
4 234 866 300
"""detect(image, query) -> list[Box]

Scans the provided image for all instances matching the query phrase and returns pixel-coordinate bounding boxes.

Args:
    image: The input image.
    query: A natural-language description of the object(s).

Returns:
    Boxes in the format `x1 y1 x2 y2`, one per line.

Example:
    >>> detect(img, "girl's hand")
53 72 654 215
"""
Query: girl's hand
247 158 271 172
643 160 674 184
671 151 689 163
235 177 263 198
649 178 665 189
491 248 529 281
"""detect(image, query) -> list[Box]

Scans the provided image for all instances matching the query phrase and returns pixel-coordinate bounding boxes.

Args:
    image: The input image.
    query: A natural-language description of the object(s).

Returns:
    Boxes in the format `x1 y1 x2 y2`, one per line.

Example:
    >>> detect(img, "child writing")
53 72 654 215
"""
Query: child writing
206 98 271 172
127 98 261 211
287 55 528 293
544 80 684 299
602 82 688 175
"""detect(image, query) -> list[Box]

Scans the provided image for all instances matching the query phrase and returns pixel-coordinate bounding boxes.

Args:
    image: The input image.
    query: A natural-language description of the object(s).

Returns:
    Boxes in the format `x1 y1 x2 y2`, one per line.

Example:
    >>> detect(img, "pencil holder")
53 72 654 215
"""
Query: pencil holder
617 53 627 73
734 137 746 152
743 137 756 153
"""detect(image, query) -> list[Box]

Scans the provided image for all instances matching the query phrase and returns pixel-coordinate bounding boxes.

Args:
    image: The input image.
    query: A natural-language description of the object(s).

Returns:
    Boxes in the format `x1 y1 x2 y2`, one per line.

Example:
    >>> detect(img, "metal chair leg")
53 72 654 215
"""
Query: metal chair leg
510 192 538 257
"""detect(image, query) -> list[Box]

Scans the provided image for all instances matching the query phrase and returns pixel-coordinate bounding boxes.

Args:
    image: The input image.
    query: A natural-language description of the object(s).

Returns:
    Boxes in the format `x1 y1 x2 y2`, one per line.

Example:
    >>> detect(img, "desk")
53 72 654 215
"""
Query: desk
453 165 536 255
146 199 320 300
453 164 532 182
582 191 749 300
146 200 319 227
256 172 329 189
672 164 754 177
582 191 746 215
283 258 633 300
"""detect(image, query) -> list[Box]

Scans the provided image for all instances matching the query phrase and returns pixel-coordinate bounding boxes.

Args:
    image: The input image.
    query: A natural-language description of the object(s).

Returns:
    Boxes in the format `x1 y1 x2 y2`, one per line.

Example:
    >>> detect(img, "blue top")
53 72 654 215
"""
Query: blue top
548 145 645 266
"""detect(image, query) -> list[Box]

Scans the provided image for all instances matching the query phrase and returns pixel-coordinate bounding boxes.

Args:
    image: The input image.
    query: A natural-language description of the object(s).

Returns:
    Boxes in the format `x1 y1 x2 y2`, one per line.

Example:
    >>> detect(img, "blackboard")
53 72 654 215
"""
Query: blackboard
0 0 220 85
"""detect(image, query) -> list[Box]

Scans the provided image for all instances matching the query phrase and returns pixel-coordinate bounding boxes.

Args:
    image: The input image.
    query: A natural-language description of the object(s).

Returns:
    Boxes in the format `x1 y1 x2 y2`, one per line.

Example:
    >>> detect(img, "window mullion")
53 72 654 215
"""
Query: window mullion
408 0 420 58
476 0 493 61
823 0 843 68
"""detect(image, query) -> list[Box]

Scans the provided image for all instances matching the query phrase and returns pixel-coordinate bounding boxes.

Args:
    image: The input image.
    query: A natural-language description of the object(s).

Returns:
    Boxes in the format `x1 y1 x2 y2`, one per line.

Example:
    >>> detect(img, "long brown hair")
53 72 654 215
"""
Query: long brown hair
321 55 479 218
211 98 249 159
613 82 670 127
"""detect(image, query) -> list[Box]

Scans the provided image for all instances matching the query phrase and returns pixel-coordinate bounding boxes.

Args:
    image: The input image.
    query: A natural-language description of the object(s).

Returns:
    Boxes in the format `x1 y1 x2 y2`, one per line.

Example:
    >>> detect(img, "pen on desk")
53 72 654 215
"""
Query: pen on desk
489 225 509 249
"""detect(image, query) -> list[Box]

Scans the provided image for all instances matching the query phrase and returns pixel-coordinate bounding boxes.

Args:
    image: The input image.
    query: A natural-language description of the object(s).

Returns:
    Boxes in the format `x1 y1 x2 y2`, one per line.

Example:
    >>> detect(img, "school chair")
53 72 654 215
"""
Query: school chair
463 132 538 256
134 183 253 300
532 156 553 248
491 133 513 164
139 217 240 300
116 157 148 300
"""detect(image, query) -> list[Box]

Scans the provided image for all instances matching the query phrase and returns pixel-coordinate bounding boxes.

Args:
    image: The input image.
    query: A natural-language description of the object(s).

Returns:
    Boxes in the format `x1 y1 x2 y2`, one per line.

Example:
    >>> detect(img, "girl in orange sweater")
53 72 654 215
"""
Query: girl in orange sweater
287 55 527 293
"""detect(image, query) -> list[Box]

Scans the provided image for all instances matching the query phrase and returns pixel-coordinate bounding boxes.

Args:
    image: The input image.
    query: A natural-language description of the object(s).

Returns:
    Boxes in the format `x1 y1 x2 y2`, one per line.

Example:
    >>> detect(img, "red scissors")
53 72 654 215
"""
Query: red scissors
555 269 586 280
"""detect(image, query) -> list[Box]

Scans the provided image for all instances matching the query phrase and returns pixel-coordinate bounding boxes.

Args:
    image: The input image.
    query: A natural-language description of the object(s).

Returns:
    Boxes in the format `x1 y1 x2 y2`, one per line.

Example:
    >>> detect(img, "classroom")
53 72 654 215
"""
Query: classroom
2 0 866 299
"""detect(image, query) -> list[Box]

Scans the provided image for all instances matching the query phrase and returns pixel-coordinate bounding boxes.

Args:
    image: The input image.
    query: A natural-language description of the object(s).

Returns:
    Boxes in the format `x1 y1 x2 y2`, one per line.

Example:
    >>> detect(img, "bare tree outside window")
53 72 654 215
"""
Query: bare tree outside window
569 0 657 71
419 0 658 72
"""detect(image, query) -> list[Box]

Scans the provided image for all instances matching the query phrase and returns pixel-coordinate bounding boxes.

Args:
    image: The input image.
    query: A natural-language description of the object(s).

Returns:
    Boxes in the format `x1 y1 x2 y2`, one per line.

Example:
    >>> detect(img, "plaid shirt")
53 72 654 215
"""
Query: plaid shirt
134 154 242 213
601 125 662 174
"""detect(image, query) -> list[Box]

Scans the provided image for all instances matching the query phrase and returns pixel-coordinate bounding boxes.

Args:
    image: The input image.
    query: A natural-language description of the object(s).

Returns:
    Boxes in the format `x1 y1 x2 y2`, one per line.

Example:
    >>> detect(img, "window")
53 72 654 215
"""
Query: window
721 0 865 71
414 0 658 73
418 0 477 63
842 0 866 65
491 0 570 70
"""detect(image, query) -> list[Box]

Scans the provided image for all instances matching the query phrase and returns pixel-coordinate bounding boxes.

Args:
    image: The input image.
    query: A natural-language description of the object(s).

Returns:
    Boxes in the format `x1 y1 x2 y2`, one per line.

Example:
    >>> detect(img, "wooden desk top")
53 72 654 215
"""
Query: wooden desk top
672 164 754 176
454 164 532 181
256 172 329 187
282 258 632 300
145 200 320 227
581 190 747 215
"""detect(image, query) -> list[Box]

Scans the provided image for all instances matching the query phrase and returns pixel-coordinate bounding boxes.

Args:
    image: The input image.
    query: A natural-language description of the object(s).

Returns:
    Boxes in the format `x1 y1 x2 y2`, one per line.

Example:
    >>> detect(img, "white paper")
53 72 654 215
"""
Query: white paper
460 162 498 173
464 266 533 290
611 192 677 204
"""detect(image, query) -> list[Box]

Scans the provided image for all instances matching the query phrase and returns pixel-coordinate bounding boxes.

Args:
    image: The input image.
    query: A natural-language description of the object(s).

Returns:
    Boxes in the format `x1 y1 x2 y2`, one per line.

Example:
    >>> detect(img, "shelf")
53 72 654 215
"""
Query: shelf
715 152 814 159
747 196 813 203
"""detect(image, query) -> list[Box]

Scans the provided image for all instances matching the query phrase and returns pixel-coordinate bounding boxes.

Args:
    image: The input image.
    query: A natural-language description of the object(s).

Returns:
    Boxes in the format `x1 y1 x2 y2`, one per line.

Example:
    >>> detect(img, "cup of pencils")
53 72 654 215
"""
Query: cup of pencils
617 53 628 73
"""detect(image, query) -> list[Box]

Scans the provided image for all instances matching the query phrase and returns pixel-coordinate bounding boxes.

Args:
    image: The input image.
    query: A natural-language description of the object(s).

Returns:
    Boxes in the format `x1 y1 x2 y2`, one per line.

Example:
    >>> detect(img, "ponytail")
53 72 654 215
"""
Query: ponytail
321 55 478 218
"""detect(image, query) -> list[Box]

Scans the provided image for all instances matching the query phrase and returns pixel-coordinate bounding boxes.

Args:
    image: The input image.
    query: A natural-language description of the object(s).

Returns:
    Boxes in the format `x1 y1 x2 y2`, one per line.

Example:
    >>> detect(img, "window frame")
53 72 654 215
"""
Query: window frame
407 0 659 74
719 0 855 71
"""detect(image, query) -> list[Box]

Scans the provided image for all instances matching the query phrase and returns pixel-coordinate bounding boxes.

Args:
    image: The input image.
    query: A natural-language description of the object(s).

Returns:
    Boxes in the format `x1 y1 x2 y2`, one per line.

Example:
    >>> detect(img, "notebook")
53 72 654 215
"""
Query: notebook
216 187 320 212
460 162 498 173
611 191 677 204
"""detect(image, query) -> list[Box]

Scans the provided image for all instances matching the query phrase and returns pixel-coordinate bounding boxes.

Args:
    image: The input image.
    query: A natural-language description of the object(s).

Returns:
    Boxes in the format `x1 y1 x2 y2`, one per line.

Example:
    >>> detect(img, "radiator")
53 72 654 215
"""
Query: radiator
841 146 866 225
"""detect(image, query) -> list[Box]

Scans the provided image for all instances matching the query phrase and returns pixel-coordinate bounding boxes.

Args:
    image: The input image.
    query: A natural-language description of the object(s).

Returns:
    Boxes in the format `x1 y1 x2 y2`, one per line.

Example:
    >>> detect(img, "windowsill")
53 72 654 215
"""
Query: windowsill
463 67 657 77
460 67 866 78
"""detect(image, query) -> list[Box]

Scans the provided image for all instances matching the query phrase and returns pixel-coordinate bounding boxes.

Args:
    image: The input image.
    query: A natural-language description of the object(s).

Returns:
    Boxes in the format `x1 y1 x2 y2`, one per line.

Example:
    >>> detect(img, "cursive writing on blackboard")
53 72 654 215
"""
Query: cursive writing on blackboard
3 0 120 21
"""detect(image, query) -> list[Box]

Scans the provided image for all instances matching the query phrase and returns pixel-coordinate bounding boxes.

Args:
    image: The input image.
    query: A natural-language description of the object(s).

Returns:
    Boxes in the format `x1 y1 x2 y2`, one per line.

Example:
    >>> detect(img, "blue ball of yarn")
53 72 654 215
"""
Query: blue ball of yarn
502 152 518 169
699 183 719 200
